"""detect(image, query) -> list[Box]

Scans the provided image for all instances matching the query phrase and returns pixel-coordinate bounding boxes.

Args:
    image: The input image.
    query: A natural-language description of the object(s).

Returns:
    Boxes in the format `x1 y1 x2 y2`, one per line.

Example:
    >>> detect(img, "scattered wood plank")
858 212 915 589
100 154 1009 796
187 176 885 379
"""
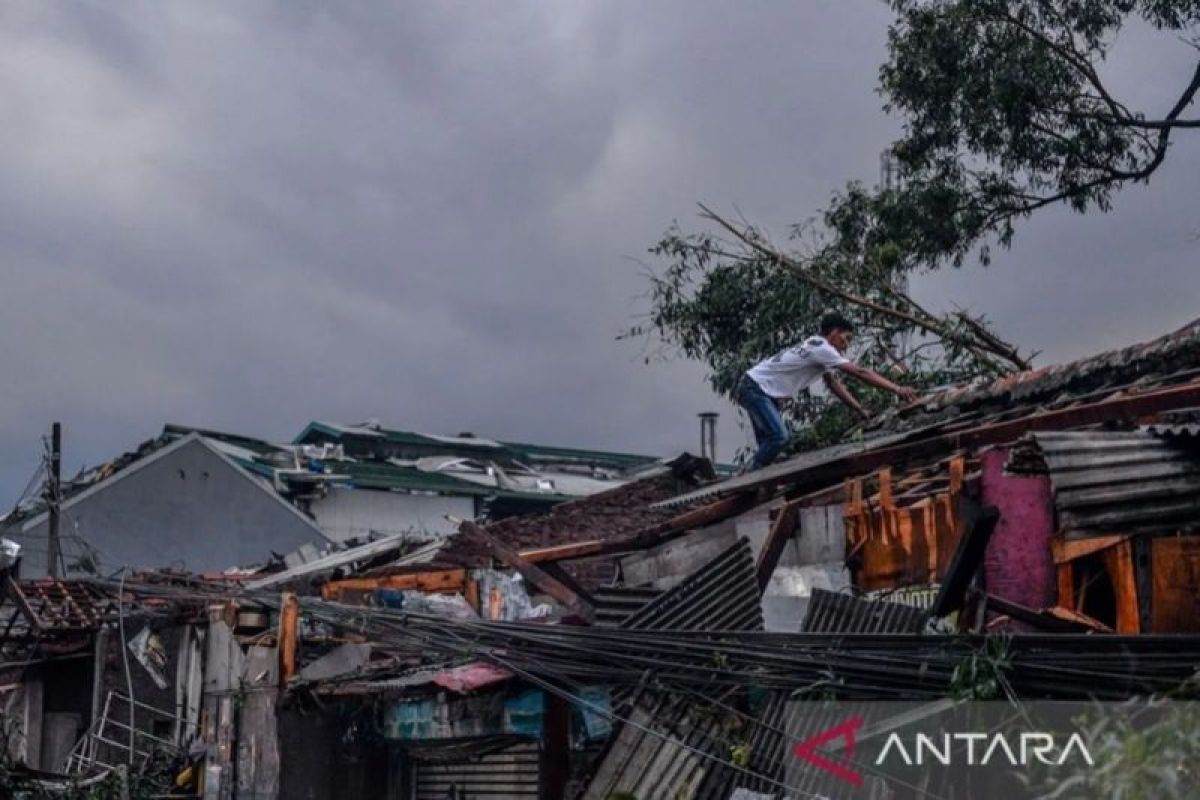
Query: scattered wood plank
462 521 595 623
277 592 299 686
320 569 467 601
755 500 802 591
927 500 1000 620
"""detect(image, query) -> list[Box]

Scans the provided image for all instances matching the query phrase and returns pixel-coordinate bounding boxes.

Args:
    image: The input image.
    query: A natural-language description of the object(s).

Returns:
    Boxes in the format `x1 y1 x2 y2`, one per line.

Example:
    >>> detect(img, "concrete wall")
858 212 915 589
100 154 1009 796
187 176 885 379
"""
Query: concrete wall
309 487 472 544
15 437 328 576
980 448 1056 612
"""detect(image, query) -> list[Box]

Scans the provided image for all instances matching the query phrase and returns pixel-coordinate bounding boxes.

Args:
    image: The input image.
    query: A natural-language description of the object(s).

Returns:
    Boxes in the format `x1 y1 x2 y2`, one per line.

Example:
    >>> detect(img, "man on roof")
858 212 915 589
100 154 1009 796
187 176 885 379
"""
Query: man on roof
735 312 917 470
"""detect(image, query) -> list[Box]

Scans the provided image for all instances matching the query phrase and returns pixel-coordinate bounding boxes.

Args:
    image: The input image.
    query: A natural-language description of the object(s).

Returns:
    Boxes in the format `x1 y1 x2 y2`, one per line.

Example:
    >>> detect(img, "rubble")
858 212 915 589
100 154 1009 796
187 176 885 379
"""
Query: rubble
4 321 1200 797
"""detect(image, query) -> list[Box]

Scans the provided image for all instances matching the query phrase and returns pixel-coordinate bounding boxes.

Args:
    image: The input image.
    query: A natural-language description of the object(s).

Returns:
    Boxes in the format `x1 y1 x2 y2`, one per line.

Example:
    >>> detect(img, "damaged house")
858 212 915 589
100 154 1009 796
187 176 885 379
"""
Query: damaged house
2 421 661 578
4 320 1200 798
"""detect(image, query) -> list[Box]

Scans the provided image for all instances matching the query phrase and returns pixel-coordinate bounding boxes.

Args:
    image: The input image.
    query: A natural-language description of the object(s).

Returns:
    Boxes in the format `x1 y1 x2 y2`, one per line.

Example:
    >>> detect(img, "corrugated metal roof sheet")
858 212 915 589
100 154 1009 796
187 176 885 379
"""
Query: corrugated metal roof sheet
581 540 763 800
800 589 926 633
1010 430 1200 538
591 587 662 627
619 538 762 631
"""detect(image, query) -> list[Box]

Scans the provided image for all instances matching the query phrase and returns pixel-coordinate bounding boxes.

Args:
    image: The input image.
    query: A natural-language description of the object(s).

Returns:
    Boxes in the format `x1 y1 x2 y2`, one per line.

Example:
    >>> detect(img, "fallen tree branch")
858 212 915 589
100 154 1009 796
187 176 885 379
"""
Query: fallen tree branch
695 203 1031 372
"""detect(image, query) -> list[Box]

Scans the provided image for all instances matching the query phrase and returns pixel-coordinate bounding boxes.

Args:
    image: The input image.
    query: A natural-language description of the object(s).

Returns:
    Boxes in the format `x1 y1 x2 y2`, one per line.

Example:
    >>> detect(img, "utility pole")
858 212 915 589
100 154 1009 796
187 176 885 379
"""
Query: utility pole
47 422 61 578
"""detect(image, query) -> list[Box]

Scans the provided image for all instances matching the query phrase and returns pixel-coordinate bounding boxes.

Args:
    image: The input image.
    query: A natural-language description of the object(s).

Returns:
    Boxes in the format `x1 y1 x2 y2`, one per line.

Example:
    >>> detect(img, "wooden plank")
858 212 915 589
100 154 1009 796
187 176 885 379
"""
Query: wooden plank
927 501 1000 619
320 569 466 600
5 576 42 630
1052 534 1129 565
1104 540 1141 634
464 578 480 613
277 593 299 686
1057 562 1075 611
461 522 595 622
519 541 604 563
537 562 595 605
977 591 1111 633
755 500 802 590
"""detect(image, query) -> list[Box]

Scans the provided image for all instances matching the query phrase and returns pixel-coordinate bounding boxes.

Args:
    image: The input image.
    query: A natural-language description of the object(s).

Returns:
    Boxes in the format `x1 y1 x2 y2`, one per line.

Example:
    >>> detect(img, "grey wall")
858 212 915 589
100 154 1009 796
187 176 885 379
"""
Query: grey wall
15 438 328 576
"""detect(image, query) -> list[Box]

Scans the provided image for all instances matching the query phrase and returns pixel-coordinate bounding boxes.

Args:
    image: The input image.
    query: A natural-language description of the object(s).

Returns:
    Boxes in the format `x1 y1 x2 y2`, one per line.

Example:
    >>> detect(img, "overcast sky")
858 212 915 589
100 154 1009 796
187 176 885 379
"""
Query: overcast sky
2 2 1199 504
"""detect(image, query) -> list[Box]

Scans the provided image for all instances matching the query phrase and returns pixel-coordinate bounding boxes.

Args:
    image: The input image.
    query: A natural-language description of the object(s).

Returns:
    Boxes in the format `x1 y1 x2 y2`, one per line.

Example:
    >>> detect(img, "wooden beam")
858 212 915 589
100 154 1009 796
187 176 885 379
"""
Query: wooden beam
461 521 595 623
4 576 42 630
755 501 802 591
278 592 299 686
1052 534 1130 565
537 562 595 606
927 501 1000 620
975 590 1111 633
320 569 466 601
519 541 604 563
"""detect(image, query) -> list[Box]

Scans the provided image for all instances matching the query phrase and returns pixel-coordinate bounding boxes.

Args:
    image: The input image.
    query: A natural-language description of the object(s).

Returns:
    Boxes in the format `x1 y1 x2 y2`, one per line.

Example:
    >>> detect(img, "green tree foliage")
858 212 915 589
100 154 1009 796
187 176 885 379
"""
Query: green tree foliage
626 199 1030 457
630 1 1200 459
882 0 1200 264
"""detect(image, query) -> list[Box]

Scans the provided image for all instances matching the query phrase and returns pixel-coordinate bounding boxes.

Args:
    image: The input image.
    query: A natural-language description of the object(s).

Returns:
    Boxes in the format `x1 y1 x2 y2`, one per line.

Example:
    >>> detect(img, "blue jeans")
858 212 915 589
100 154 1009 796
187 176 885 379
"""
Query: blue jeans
735 375 788 469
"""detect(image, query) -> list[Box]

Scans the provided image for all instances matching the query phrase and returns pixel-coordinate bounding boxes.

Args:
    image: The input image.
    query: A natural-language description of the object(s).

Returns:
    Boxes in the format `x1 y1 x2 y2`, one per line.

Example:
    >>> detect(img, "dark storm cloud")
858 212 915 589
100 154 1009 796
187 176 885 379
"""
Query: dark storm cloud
1 1 1197 500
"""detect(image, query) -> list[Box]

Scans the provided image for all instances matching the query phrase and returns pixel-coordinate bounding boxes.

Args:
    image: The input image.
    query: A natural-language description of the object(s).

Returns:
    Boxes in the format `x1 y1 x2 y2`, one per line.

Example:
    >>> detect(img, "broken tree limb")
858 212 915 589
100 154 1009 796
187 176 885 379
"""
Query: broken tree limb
696 203 1031 372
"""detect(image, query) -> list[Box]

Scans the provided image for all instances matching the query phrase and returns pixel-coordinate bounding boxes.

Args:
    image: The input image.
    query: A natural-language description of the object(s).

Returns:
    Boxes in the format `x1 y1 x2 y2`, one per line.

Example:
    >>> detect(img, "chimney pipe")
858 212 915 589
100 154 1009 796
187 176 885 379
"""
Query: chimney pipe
698 412 719 464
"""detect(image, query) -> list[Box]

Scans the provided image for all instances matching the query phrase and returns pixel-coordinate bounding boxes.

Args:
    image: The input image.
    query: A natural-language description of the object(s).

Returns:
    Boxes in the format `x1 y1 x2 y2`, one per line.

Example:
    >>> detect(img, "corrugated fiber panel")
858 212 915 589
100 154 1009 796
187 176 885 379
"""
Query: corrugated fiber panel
801 588 925 633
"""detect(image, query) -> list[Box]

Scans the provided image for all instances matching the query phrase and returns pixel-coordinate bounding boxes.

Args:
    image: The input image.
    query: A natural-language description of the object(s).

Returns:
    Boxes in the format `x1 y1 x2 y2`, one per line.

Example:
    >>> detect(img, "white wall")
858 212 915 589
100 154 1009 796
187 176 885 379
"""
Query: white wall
308 487 473 543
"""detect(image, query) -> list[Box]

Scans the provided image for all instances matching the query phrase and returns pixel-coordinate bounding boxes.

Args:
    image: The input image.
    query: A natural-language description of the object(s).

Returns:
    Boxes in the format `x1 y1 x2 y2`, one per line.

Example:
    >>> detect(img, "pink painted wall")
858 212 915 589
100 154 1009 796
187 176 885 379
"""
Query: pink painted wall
980 448 1056 611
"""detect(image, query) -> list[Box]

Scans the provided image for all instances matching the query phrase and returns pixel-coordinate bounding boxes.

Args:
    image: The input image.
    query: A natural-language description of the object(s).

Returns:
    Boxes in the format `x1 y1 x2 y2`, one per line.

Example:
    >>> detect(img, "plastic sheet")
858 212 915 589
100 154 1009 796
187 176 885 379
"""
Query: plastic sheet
0 538 19 570
474 570 553 621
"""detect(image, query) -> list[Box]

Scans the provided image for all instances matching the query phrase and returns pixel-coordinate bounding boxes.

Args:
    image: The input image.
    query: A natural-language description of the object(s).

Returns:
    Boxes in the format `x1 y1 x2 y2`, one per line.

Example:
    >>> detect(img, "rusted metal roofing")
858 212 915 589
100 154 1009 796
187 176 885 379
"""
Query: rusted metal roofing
1009 430 1200 538
870 318 1200 437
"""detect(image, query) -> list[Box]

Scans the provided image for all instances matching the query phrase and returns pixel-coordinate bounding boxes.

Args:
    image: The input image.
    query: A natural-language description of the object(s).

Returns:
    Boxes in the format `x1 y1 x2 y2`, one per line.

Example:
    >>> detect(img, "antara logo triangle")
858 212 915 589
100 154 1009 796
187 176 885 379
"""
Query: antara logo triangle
792 715 865 786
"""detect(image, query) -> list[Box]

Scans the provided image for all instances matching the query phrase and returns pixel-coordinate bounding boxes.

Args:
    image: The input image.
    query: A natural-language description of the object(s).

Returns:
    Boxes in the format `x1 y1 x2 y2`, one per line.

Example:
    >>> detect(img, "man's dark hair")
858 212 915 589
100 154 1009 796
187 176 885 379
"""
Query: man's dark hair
820 312 854 336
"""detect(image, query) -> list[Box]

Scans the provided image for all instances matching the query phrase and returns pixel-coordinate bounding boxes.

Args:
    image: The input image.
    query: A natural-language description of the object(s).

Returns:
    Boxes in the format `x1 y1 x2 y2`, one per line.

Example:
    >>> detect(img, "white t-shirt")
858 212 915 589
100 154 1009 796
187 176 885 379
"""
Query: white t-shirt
746 336 850 399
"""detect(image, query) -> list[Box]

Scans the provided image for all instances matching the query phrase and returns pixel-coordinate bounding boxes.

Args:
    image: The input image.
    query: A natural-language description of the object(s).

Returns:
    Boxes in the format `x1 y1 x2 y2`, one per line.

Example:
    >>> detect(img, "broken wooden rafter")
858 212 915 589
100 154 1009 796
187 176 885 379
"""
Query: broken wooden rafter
755 500 803 591
278 592 300 686
462 521 596 623
320 569 467 601
927 500 1000 620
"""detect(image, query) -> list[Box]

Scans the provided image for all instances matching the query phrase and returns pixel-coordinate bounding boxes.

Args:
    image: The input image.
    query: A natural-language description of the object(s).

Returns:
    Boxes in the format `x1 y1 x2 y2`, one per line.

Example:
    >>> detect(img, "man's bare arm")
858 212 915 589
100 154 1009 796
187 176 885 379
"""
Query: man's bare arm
836 362 918 402
823 373 869 419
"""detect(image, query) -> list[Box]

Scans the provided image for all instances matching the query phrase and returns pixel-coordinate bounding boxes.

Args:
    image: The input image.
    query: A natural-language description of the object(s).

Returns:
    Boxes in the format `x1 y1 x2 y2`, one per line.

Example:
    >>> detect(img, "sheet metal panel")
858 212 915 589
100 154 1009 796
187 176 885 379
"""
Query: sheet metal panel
581 540 763 800
800 589 925 634
1015 430 1200 538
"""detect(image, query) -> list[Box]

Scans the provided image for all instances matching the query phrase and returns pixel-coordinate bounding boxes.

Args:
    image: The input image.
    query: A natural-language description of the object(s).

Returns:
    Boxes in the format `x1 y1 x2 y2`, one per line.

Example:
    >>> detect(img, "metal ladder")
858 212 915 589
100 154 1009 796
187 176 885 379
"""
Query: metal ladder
65 690 183 775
